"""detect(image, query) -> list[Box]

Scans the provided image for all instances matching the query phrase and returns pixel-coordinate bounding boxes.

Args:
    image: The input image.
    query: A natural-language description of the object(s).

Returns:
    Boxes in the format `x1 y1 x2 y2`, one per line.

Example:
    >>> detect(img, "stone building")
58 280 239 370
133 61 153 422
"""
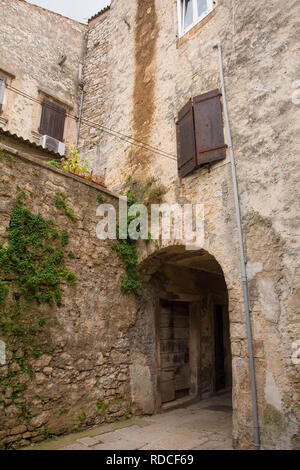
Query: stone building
0 0 86 146
0 0 299 450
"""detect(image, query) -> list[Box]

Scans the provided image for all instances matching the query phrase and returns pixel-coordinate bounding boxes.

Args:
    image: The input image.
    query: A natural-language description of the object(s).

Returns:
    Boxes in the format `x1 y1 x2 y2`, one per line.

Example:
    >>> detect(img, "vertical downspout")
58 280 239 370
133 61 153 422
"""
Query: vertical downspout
75 87 85 149
76 29 88 149
214 43 260 450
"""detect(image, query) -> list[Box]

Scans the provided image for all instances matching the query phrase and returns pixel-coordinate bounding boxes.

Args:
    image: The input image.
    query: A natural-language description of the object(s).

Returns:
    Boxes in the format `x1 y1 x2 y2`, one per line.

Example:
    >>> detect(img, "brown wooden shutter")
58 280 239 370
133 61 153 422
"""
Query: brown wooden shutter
176 99 197 178
193 89 226 166
39 98 66 141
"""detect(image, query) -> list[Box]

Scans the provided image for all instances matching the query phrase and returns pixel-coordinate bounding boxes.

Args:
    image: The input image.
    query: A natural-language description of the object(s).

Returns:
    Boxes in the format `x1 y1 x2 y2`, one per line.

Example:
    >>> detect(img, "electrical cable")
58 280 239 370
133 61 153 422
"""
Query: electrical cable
5 84 178 162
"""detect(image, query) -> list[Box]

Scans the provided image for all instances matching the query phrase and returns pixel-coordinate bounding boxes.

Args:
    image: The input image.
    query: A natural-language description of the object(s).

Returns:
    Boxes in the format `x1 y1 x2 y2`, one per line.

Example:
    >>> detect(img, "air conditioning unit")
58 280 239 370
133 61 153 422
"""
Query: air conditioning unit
40 135 65 156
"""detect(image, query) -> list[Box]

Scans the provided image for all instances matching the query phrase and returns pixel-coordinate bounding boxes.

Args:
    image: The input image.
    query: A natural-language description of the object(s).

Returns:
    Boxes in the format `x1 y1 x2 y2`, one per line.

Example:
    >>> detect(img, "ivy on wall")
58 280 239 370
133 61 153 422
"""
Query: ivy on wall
111 176 167 296
111 185 143 296
0 192 76 308
0 189 78 445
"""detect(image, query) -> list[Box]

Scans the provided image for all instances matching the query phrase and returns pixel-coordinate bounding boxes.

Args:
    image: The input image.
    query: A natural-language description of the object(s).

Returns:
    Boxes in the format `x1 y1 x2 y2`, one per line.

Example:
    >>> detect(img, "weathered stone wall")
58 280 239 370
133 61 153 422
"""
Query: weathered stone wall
0 0 87 144
79 8 112 178
79 1 138 185
0 143 136 449
79 0 300 449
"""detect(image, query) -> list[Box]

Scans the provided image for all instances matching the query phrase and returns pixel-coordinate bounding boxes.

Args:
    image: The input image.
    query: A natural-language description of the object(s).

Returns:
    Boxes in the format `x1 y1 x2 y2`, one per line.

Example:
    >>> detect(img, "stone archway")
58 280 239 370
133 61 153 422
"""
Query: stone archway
129 245 233 417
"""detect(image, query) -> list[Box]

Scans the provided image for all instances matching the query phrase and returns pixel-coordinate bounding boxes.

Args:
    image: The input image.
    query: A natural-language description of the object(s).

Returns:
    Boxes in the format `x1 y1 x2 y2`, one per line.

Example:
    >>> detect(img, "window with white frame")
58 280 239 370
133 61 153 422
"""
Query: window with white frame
0 75 6 114
178 0 214 37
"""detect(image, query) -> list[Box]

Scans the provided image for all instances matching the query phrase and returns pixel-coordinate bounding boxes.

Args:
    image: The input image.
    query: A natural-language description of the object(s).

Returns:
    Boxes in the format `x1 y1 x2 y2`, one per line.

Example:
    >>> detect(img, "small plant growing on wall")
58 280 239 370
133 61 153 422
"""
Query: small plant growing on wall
47 142 106 188
61 142 89 175
0 148 14 163
55 191 77 222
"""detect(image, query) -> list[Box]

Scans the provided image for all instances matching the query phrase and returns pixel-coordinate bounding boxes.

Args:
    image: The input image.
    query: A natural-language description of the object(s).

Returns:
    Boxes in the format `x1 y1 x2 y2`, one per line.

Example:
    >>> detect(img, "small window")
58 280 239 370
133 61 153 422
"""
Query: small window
178 0 214 37
0 76 6 114
39 97 66 142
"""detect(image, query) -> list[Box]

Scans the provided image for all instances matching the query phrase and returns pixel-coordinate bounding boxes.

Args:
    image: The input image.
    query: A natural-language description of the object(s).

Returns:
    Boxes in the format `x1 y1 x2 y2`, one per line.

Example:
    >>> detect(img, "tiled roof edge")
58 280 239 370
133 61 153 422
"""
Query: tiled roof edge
0 128 61 158
88 5 111 23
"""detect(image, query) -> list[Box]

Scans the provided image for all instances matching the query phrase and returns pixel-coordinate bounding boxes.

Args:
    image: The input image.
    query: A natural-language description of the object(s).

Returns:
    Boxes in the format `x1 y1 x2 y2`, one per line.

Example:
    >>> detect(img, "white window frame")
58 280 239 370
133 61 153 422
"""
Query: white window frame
0 75 6 113
177 0 214 38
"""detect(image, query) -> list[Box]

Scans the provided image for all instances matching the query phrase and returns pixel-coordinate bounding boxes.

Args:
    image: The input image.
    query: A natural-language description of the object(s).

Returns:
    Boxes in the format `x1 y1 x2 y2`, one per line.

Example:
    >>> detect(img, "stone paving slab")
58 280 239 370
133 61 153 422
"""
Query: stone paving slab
92 431 123 444
67 394 233 451
61 443 93 451
114 425 143 437
192 437 233 450
76 436 104 448
91 438 147 451
26 393 233 451
140 435 209 451
124 428 174 444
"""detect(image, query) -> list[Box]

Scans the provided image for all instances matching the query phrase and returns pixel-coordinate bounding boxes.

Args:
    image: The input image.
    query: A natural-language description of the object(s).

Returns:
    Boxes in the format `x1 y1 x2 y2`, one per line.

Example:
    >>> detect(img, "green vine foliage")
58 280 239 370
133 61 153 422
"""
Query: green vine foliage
111 177 166 296
123 175 167 209
111 185 143 296
0 192 76 307
0 193 77 432
111 190 142 296
0 280 9 303
55 193 77 222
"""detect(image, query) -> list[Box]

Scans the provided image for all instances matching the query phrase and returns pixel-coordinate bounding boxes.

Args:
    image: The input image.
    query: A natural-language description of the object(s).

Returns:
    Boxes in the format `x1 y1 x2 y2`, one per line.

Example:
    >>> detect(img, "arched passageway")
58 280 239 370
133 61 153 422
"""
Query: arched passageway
130 245 232 416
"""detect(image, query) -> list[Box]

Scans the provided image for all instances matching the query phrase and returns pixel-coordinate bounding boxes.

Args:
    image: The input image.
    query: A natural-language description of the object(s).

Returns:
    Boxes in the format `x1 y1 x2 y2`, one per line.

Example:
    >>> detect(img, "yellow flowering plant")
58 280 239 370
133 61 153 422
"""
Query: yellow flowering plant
61 141 88 176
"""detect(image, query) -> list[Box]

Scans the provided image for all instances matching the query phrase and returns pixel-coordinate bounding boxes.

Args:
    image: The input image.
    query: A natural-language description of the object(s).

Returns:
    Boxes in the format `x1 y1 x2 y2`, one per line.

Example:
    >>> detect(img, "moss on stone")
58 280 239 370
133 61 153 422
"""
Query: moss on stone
262 404 285 445
292 432 300 450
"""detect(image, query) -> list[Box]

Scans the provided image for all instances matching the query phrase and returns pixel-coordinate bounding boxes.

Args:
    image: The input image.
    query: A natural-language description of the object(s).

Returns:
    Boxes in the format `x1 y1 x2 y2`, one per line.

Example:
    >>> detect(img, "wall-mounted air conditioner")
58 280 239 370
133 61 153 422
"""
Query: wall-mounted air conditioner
40 135 65 156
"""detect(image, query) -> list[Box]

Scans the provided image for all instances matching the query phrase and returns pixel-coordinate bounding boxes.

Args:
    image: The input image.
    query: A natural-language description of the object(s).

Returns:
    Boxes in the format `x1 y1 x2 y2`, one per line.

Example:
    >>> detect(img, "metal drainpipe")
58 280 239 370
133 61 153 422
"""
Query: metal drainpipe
75 87 85 149
214 43 260 450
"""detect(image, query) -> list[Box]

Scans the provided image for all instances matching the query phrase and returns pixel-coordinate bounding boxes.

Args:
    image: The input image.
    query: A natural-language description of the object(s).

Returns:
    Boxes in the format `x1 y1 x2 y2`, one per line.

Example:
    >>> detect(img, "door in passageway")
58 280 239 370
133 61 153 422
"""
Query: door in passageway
160 300 190 404
214 305 226 391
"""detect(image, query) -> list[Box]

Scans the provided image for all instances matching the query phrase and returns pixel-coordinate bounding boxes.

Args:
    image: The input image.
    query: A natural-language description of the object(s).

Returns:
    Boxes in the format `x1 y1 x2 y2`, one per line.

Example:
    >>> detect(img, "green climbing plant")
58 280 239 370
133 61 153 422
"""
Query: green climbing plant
110 176 166 296
111 186 142 296
0 192 77 307
55 191 77 222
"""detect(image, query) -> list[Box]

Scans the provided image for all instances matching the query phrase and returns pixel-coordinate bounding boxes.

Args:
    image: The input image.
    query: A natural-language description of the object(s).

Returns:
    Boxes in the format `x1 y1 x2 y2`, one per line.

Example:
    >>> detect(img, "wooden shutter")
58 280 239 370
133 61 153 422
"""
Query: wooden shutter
176 99 197 178
0 76 6 114
39 98 66 141
193 89 226 166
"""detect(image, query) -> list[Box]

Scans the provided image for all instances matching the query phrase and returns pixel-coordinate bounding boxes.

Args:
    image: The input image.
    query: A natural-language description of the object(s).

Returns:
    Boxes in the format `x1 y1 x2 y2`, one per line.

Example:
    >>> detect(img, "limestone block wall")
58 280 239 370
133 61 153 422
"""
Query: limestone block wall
0 144 136 449
0 0 87 144
79 8 112 178
79 0 137 185
79 0 300 449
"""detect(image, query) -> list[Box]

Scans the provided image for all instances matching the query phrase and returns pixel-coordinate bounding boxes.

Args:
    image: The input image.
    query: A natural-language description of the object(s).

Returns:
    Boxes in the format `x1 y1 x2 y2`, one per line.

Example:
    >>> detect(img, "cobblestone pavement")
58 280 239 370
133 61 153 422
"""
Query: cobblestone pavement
60 393 233 451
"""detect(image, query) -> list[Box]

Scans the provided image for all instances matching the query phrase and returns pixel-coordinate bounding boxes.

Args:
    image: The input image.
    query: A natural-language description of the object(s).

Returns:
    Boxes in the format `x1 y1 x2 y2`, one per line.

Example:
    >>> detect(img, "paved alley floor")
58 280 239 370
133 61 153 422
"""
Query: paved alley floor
27 393 233 451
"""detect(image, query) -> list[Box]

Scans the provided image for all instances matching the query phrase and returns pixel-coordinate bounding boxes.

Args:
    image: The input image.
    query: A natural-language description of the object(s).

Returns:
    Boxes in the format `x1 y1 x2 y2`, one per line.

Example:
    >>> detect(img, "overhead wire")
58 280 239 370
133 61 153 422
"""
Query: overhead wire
5 84 178 162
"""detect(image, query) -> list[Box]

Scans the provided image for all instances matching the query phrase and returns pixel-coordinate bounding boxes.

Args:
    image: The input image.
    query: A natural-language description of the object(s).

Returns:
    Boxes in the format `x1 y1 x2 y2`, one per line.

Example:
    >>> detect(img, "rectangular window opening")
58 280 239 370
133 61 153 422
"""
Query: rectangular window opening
0 76 6 114
179 0 214 37
39 97 66 142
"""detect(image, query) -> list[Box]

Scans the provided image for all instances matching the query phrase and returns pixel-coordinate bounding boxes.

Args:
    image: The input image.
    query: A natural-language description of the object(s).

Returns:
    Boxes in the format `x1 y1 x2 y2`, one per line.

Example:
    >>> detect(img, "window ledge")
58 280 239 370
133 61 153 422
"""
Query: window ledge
177 8 216 48
31 130 42 143
0 116 8 128
0 66 16 79
38 87 74 110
